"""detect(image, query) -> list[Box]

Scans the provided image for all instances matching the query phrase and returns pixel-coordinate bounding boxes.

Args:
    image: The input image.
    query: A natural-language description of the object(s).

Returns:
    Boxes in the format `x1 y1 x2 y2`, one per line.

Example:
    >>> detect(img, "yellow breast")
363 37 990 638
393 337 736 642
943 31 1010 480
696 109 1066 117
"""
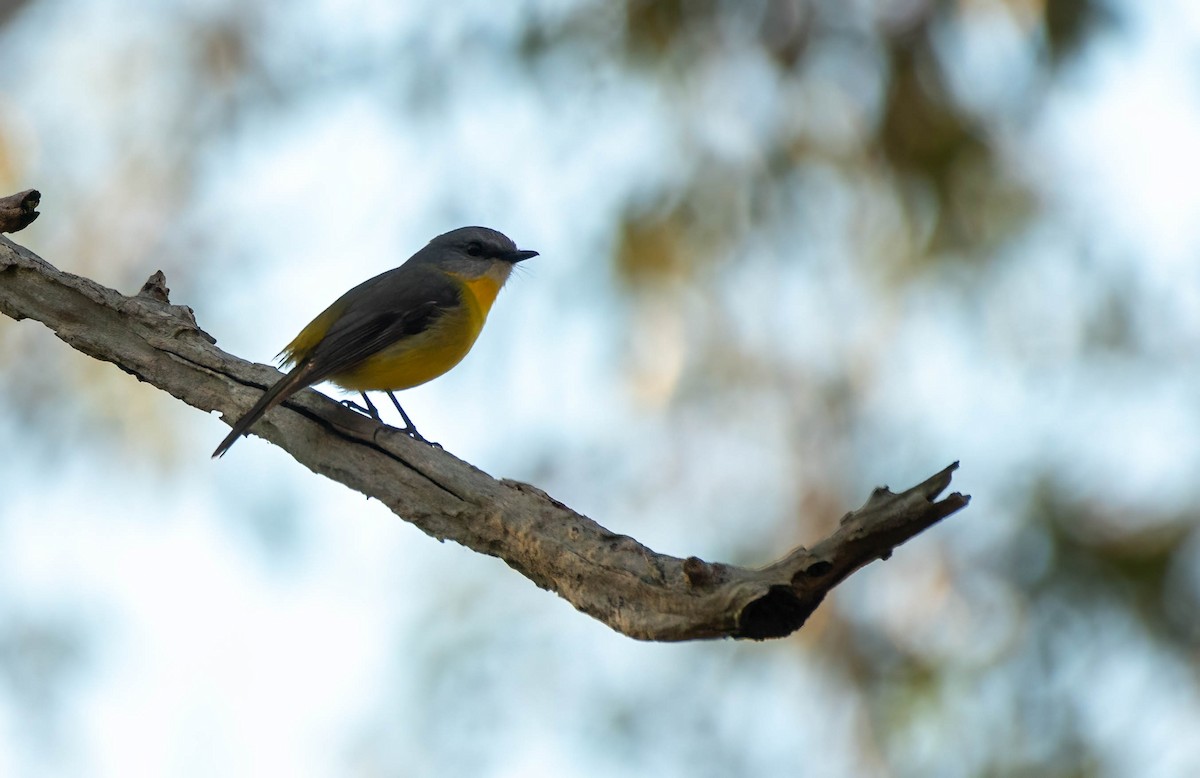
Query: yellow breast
329 272 501 392
456 273 502 313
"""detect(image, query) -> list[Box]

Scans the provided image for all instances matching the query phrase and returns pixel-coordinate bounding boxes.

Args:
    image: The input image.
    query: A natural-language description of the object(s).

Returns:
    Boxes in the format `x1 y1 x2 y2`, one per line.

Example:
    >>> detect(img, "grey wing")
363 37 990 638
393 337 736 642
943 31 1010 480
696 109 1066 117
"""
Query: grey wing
302 265 461 384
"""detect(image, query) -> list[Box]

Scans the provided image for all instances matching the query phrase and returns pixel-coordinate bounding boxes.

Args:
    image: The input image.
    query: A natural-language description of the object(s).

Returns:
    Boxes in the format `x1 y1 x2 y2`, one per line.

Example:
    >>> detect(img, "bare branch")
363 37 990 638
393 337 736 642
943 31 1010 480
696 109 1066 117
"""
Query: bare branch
0 235 970 641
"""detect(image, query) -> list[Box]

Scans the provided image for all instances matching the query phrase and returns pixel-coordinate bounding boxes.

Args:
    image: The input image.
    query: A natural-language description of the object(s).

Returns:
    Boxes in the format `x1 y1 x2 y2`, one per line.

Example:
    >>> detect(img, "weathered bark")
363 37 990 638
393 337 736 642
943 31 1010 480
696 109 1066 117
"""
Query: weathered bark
0 231 970 641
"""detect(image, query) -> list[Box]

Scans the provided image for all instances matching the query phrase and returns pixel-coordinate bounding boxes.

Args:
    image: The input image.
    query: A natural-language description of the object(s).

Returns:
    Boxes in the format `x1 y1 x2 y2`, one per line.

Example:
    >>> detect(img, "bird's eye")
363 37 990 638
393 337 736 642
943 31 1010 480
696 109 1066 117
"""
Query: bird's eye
466 241 484 257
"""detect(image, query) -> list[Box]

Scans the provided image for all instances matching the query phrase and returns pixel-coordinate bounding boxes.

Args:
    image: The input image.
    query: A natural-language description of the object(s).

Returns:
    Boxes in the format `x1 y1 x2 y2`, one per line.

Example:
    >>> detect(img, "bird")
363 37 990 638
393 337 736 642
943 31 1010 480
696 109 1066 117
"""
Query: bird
212 226 537 457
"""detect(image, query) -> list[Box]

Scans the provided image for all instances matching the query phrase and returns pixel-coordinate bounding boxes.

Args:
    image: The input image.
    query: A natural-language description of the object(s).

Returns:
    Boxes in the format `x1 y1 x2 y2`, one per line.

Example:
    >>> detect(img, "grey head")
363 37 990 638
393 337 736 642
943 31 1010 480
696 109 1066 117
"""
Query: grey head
413 226 538 283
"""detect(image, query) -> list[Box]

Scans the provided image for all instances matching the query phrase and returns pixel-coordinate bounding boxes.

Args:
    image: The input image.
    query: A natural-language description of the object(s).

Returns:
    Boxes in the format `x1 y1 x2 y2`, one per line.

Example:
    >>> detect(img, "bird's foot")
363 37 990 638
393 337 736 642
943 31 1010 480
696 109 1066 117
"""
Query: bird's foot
401 426 441 449
343 393 383 420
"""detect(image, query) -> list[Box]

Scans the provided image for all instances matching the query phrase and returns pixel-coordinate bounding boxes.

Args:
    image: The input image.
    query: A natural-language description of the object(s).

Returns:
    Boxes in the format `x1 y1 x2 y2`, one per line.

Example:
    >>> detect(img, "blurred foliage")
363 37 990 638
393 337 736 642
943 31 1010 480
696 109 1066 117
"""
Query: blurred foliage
1035 482 1199 647
1044 0 1118 63
0 0 31 31
1 0 1197 776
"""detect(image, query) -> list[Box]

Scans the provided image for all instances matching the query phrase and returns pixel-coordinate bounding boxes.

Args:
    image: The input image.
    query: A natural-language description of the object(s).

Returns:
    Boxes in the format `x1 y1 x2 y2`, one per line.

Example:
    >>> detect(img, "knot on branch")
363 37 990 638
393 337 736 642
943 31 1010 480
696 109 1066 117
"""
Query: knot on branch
0 190 40 233
683 556 728 589
737 585 820 640
138 270 171 303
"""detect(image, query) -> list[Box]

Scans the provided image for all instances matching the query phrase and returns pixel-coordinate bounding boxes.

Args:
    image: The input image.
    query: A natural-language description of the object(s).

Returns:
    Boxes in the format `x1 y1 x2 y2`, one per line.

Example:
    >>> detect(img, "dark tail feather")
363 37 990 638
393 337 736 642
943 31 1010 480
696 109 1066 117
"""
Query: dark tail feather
212 365 314 458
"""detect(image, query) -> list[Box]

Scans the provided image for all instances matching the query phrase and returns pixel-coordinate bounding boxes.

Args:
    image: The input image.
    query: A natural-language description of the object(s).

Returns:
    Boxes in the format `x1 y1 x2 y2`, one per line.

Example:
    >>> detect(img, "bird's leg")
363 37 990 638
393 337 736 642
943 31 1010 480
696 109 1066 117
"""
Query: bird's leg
386 391 440 448
342 392 381 420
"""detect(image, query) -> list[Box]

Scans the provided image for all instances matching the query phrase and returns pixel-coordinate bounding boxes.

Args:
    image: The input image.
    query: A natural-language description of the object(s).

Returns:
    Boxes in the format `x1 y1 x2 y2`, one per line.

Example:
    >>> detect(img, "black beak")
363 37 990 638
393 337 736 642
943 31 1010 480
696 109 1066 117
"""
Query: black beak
504 249 539 263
